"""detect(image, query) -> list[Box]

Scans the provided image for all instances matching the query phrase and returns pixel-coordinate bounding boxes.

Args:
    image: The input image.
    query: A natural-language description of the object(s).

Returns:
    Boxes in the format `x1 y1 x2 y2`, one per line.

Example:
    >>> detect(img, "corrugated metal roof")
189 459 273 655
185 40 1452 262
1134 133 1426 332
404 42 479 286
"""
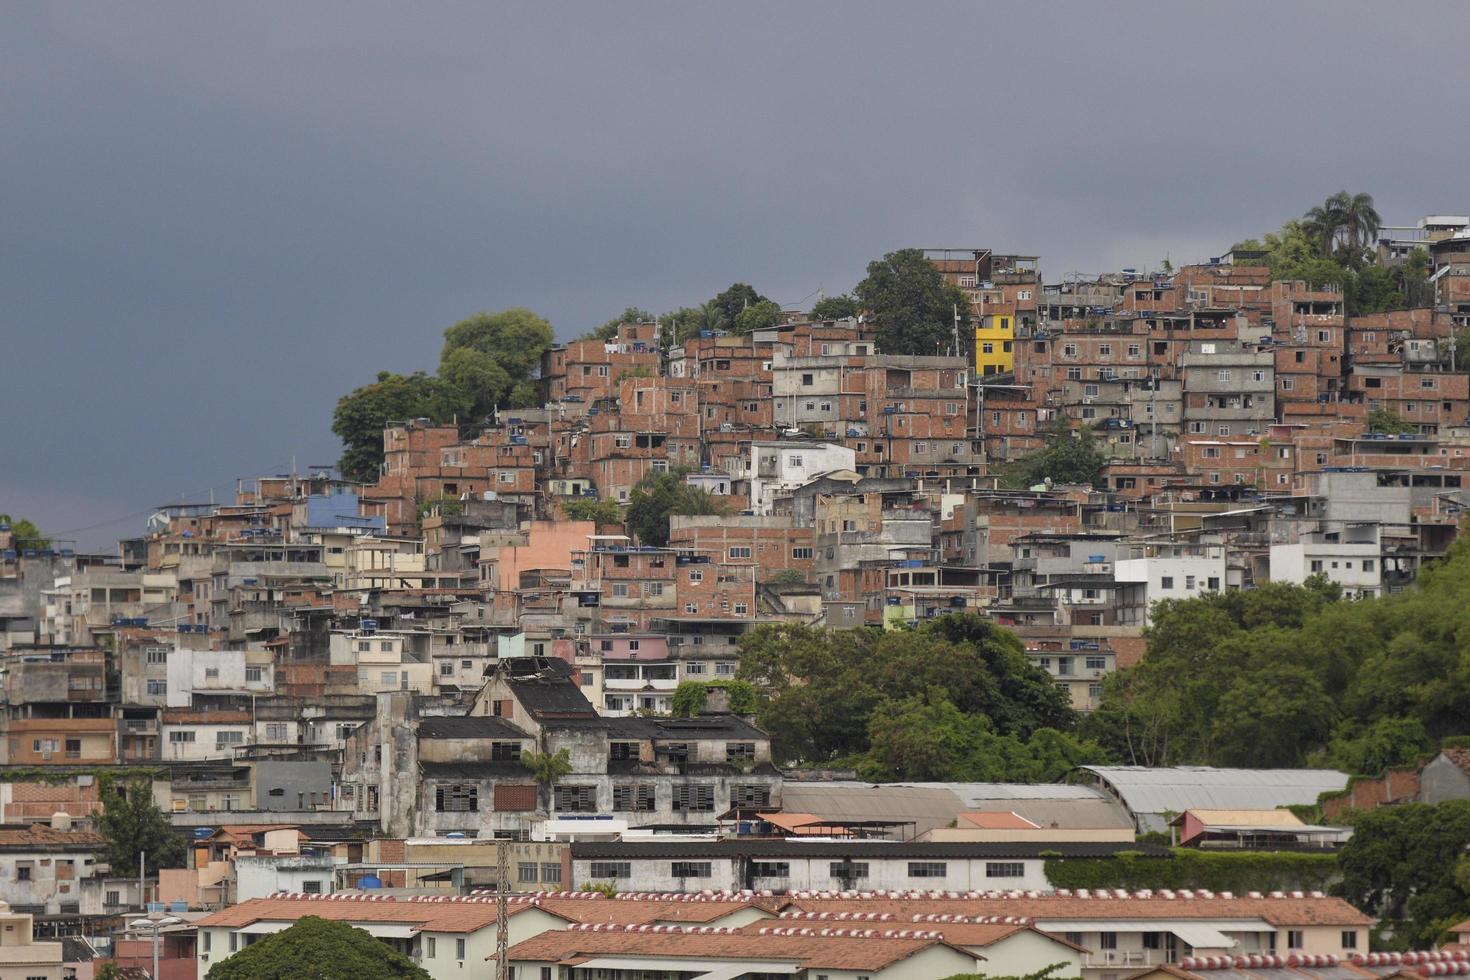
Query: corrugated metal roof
1079 767 1349 819
568 839 1168 860
778 785 967 835
779 782 1132 835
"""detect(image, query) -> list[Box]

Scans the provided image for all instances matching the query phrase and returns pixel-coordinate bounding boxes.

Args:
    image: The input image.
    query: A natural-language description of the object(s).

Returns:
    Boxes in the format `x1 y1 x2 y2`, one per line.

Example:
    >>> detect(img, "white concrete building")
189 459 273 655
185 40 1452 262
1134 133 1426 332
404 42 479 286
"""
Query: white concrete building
1269 526 1382 598
1114 541 1228 625
567 841 1141 894
745 442 857 516
233 854 340 901
164 647 274 707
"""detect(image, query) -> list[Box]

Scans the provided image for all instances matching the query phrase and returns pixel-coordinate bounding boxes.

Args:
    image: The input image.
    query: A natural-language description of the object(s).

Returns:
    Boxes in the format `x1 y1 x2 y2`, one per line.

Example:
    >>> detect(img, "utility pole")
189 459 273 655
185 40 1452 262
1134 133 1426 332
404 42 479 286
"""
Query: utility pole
494 839 509 980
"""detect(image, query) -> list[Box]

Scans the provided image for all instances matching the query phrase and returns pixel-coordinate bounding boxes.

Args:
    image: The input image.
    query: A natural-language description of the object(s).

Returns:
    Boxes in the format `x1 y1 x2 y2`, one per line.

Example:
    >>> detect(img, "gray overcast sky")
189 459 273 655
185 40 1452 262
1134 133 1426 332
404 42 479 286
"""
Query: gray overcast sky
3 1 1467 548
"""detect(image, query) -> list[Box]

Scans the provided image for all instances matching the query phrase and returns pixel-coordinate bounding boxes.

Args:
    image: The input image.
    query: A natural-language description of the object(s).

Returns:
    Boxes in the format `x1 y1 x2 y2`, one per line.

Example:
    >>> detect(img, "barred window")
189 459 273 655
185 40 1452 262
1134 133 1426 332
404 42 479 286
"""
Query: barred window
435 784 478 812
554 785 597 812
750 861 789 878
613 784 656 812
672 861 712 879
725 742 756 762
588 862 630 879
672 784 714 812
731 784 770 808
986 862 1025 878
908 862 948 878
517 863 538 883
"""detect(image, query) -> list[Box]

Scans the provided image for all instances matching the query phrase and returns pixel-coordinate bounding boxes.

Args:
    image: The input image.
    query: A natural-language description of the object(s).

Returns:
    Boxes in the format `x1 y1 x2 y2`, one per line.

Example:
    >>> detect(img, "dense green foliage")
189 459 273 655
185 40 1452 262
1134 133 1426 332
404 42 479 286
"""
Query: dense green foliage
1336 800 1470 947
522 748 573 813
0 514 48 550
1086 542 1470 770
999 418 1107 488
206 916 431 980
522 748 572 785
1044 848 1338 893
810 294 859 320
414 494 462 525
655 283 778 347
332 309 554 482
854 248 971 356
561 498 624 526
1232 192 1430 315
735 615 1102 780
1366 408 1417 435
97 779 186 876
729 299 780 334
624 469 727 547
670 680 759 717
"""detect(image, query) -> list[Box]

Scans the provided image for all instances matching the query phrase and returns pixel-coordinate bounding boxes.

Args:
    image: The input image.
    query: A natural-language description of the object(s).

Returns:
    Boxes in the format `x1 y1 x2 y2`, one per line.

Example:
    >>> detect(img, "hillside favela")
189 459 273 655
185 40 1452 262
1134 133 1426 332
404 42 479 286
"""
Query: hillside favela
8 203 1470 979
10 6 1470 980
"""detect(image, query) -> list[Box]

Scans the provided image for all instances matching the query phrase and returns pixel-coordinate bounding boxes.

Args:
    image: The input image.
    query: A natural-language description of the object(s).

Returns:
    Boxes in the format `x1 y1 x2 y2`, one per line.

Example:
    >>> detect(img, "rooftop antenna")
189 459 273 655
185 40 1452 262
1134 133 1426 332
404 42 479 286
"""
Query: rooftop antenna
495 840 508 980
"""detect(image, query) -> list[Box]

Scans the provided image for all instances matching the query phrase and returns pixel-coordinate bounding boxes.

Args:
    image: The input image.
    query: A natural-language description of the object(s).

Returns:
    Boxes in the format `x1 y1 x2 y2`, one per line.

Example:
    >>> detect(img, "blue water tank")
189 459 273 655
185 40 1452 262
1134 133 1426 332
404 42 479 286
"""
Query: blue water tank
358 875 383 889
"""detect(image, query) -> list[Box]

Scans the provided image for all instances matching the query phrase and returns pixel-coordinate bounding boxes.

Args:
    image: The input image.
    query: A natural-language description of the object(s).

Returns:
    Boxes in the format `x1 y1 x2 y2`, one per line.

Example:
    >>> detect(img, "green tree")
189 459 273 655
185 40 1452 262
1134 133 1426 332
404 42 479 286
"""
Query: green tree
561 499 624 526
854 248 971 356
205 915 432 980
735 615 1082 772
522 748 573 813
732 299 782 335
97 779 186 877
436 346 513 424
1367 408 1417 435
1336 800 1470 947
436 308 554 423
439 308 553 382
810 294 859 321
921 613 1075 735
1333 190 1383 257
624 470 727 547
1311 717 1431 776
860 692 1107 783
736 623 882 762
415 494 463 526
1000 417 1107 488
0 514 48 550
331 371 448 483
660 301 724 347
711 283 771 325
587 306 654 341
1084 582 1344 767
670 680 758 718
1210 663 1337 767
1399 247 1433 308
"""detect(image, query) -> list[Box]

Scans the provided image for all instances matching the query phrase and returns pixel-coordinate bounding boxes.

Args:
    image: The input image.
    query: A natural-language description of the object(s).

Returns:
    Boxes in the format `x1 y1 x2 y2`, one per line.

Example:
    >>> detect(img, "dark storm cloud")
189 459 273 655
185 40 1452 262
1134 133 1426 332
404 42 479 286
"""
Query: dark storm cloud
2 1 1467 546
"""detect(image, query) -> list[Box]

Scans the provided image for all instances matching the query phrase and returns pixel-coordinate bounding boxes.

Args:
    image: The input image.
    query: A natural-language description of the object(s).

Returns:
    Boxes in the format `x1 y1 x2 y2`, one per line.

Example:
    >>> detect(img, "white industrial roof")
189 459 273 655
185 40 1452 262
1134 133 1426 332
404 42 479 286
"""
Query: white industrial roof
1078 767 1348 818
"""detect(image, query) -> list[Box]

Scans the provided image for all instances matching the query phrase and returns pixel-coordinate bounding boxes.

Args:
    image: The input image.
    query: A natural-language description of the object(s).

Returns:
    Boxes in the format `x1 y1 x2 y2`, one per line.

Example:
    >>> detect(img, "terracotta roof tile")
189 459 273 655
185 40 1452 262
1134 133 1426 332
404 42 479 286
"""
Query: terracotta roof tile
505 929 971 972
786 895 1372 927
192 896 566 934
0 824 104 848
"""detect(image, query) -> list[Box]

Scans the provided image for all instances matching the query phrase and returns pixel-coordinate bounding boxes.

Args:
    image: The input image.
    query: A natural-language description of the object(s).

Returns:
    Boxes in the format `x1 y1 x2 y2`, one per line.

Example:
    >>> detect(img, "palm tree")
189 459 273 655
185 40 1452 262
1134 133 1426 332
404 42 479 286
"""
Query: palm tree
1302 200 1345 257
1340 191 1382 256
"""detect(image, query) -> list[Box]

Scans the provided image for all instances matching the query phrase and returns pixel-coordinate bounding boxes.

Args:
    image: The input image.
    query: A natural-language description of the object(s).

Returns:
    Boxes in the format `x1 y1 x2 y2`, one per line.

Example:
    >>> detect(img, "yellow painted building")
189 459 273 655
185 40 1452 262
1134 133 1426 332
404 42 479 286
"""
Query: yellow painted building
975 312 1015 376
